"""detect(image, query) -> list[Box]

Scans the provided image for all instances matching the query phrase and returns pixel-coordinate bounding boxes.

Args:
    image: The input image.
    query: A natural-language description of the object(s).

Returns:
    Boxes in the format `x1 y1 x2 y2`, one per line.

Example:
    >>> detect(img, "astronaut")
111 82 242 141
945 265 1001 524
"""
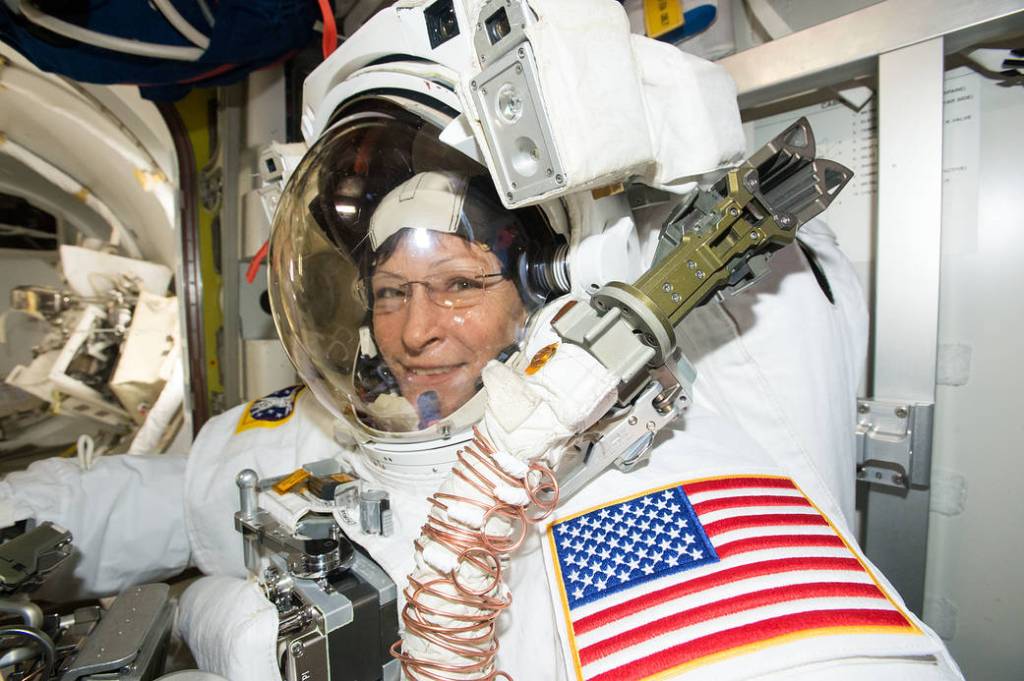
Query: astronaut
0 1 962 680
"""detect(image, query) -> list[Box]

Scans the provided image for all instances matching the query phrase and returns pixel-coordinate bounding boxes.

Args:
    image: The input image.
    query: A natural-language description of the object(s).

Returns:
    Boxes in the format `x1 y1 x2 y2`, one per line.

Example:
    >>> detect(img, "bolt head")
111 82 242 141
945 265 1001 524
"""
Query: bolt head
290 641 304 657
895 407 909 418
858 403 870 414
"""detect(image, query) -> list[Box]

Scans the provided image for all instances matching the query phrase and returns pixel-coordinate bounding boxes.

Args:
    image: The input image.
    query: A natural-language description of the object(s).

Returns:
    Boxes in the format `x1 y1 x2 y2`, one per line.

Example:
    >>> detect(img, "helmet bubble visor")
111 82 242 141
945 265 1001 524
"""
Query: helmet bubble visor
268 101 551 436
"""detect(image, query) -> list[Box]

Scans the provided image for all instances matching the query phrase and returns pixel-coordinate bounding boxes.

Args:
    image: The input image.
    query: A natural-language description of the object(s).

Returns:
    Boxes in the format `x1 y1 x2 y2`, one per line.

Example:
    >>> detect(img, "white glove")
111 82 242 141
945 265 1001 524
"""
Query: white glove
176 575 281 681
481 341 619 465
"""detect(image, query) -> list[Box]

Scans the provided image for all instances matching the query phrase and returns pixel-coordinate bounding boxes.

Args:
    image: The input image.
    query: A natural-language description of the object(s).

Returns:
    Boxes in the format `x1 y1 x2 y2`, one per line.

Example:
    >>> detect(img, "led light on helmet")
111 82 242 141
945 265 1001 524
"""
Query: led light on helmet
495 82 524 124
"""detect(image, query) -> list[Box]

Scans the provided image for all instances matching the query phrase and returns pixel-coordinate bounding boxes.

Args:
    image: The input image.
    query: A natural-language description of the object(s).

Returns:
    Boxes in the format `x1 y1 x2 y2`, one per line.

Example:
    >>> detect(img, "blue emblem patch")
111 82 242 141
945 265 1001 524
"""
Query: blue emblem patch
235 385 304 433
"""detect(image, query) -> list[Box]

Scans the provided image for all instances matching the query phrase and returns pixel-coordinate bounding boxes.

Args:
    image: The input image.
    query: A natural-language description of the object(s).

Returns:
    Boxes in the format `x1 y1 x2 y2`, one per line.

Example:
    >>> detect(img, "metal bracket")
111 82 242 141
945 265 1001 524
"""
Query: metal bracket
60 583 173 681
0 521 73 594
556 355 693 501
856 400 934 489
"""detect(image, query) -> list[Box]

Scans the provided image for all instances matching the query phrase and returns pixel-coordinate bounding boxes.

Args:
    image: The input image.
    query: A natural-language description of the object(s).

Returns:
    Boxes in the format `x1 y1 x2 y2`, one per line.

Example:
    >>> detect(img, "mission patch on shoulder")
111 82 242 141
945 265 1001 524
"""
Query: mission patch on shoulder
546 475 924 681
235 385 305 434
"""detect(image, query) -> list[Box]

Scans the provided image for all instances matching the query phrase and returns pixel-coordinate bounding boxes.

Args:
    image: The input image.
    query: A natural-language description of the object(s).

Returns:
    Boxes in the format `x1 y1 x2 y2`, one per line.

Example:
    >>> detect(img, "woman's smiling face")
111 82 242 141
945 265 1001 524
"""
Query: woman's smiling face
371 229 526 423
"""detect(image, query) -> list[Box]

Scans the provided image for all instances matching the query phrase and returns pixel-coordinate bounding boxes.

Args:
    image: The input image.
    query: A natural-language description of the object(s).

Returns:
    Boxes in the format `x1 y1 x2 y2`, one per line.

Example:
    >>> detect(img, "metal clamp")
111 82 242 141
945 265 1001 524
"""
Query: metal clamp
0 522 73 594
557 357 692 501
856 400 934 489
60 584 173 681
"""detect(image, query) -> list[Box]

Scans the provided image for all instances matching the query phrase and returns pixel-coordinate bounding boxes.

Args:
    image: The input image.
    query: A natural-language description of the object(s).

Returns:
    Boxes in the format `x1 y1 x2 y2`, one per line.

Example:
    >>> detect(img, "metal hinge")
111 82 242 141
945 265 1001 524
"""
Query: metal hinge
856 400 934 490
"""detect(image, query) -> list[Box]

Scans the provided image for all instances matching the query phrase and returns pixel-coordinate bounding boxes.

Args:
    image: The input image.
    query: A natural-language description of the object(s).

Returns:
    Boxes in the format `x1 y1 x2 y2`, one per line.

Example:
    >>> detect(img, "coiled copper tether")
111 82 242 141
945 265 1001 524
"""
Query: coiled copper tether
391 427 560 680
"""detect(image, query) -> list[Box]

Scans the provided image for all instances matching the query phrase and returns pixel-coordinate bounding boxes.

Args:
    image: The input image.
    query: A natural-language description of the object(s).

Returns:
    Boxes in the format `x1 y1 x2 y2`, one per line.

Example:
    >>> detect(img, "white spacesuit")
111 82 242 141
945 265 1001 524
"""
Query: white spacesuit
0 201 962 681
0 1 963 680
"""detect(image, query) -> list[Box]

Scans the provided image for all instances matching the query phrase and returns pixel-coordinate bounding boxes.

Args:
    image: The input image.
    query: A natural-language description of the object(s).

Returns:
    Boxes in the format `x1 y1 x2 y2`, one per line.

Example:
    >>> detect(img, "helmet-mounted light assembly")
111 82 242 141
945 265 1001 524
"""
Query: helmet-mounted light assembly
469 0 566 207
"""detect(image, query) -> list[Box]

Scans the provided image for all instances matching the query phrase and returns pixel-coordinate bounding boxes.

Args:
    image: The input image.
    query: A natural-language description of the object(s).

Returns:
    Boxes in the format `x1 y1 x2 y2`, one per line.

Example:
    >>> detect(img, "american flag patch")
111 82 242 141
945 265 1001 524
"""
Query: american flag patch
547 475 920 681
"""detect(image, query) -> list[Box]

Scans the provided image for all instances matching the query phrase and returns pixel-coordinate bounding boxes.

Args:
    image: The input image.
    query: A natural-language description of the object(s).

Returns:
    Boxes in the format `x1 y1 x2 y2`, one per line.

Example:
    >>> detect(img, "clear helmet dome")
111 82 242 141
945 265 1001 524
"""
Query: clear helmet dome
268 99 562 440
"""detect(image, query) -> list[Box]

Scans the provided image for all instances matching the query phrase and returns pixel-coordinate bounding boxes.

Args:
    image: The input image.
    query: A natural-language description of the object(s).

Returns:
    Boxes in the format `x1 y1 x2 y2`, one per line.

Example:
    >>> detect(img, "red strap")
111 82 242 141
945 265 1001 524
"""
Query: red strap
246 239 270 284
318 0 338 58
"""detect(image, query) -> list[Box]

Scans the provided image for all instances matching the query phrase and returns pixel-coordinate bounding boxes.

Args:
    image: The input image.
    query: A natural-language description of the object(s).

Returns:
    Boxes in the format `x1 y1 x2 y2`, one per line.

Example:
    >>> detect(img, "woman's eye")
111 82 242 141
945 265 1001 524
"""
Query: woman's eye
445 277 482 292
374 286 405 299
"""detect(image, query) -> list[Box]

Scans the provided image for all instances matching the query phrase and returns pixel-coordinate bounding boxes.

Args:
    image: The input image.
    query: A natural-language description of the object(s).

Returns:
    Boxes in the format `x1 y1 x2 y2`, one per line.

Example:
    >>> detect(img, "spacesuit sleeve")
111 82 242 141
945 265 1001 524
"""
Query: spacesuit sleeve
674 218 868 527
0 452 191 598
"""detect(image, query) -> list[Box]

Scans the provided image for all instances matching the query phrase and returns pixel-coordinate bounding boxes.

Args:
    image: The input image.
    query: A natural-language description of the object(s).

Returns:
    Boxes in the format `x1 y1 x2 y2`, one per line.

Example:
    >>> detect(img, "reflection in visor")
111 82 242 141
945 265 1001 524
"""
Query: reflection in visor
416 391 442 429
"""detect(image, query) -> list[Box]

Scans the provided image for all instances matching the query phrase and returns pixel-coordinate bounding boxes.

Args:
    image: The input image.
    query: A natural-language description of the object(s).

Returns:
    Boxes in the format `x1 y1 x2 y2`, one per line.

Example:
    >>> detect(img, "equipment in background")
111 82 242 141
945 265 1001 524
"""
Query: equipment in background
0 522 206 681
0 0 319 100
1 1 407 101
2 247 181 456
964 47 1024 83
234 464 399 681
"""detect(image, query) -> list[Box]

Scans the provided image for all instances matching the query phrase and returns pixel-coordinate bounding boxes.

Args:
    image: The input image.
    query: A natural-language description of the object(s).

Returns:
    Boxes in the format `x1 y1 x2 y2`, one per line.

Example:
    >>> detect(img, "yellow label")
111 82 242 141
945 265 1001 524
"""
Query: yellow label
643 0 685 39
526 342 559 376
591 182 626 200
273 468 311 495
133 167 168 191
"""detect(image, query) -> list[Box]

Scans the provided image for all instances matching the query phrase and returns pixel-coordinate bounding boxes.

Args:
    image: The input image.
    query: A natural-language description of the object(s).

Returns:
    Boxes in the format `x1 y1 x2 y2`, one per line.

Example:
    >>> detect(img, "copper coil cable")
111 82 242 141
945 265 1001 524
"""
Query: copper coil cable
392 428 561 681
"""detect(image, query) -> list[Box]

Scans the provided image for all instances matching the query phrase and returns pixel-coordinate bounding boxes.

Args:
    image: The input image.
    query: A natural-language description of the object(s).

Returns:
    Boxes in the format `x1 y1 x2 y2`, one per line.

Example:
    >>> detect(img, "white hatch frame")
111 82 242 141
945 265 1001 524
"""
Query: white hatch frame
720 0 1024 615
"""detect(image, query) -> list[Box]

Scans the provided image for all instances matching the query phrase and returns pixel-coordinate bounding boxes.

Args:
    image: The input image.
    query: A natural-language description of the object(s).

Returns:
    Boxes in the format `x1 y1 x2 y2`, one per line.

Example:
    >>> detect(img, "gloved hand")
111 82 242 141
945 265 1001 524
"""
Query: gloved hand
176 575 281 681
480 340 619 466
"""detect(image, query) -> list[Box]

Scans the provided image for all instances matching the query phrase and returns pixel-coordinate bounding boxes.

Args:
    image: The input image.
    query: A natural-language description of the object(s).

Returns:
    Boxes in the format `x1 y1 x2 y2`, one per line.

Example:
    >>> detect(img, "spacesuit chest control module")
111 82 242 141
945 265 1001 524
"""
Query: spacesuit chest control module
235 467 401 681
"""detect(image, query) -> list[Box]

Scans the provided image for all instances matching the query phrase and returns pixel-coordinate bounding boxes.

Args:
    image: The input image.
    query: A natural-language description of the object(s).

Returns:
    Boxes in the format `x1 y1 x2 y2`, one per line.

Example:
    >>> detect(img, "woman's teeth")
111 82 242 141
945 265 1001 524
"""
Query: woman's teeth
408 366 457 376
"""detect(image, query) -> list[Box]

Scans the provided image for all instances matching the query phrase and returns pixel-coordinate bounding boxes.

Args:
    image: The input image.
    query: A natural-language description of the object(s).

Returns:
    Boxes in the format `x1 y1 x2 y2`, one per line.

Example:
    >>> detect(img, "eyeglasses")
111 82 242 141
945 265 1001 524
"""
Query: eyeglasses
365 269 508 313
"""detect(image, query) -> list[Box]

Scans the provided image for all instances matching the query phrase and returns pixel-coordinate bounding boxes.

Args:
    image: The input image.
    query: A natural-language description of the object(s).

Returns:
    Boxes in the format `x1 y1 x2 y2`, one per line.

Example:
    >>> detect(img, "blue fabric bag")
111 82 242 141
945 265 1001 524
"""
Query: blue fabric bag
1 0 318 100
